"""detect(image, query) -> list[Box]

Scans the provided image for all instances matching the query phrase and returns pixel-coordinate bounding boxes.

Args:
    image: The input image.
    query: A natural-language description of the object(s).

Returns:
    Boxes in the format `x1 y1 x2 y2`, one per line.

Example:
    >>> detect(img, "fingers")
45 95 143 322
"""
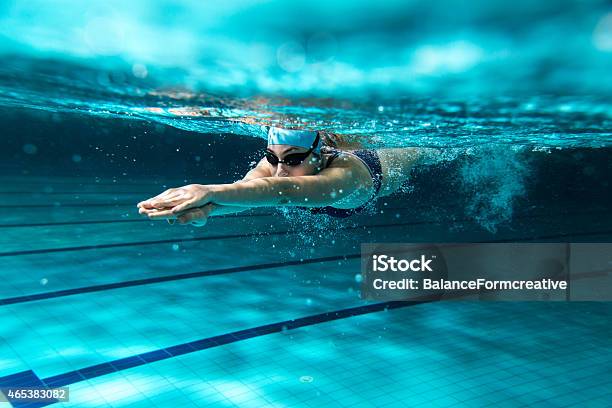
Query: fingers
139 206 165 216
171 199 198 214
146 208 178 219
144 194 181 210
155 197 193 209
143 189 175 204
153 192 185 208
137 186 211 227
137 188 181 209
141 206 210 227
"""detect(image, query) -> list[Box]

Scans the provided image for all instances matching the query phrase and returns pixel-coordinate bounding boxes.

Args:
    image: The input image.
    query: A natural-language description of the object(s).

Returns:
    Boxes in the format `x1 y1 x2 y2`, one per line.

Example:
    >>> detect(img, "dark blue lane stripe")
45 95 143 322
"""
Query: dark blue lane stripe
0 180 227 189
0 299 427 406
0 203 420 226
0 369 57 407
0 191 161 195
0 219 152 228
0 199 607 238
0 212 272 228
0 203 407 228
2 228 611 308
0 202 421 228
4 203 140 208
1 206 609 229
2 227 612 307
0 254 361 306
0 180 206 187
1 218 610 259
0 229 292 257
0 220 432 257
0 271 608 405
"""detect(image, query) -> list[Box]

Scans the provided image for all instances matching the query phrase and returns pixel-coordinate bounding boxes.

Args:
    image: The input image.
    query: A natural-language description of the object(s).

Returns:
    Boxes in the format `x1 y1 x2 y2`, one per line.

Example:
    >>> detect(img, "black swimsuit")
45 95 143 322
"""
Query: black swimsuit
305 149 383 218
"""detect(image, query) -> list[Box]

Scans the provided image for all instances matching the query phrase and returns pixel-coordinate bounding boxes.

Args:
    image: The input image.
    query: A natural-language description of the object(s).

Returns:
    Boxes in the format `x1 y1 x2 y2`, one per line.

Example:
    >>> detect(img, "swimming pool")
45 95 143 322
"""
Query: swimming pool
1 1 612 407
1 108 611 407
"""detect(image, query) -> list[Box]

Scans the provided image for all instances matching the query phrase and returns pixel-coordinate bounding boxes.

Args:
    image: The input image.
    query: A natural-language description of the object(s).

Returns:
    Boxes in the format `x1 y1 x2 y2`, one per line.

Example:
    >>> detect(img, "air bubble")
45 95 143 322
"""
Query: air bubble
23 144 38 154
132 63 148 78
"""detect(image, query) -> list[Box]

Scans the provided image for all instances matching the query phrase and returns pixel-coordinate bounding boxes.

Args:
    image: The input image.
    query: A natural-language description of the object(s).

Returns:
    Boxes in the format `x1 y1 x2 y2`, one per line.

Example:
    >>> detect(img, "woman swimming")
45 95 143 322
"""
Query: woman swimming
137 127 423 226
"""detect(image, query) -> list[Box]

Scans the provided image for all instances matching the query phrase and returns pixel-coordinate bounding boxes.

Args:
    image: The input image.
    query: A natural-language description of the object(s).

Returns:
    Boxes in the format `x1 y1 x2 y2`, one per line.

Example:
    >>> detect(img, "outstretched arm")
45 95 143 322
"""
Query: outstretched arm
208 168 359 208
200 157 273 216
138 157 271 222
145 164 370 220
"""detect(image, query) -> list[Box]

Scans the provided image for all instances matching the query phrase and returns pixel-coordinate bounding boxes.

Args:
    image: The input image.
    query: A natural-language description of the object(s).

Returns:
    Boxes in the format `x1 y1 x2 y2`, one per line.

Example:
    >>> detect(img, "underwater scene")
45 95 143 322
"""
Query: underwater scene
1 1 611 407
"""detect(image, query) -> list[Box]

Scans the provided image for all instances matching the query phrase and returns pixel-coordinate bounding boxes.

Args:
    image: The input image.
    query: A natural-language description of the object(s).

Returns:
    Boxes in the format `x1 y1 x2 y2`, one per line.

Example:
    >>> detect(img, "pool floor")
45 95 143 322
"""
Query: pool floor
1 176 611 407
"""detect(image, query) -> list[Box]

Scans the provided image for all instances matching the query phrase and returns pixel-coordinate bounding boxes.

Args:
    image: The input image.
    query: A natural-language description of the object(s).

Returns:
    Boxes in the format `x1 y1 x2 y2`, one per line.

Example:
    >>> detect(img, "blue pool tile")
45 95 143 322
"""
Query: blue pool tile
140 349 172 363
110 356 146 371
42 371 84 388
77 363 116 379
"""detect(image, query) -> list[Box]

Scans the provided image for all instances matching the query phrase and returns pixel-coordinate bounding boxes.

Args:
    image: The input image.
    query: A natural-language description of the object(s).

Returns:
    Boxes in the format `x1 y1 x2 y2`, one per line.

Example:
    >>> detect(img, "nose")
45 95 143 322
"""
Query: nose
275 164 290 177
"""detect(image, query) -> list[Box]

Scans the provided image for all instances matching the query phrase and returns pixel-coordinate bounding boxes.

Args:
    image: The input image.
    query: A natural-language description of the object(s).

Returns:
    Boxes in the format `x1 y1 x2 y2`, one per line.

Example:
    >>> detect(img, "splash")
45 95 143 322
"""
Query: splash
459 146 529 232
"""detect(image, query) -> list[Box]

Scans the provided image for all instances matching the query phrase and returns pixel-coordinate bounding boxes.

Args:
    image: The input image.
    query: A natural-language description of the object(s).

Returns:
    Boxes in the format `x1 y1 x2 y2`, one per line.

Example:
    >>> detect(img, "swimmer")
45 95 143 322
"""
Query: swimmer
137 127 429 226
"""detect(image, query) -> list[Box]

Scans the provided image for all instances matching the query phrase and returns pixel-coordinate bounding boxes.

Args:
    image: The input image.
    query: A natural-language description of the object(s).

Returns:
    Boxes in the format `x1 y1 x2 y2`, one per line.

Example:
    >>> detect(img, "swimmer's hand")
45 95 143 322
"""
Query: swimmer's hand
138 204 214 227
137 184 217 215
175 205 213 227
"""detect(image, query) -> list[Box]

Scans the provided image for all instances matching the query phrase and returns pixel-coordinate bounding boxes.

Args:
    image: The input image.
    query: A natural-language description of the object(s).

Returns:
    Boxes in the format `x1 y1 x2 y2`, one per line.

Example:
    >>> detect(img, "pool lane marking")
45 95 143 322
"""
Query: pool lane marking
0 207 368 228
1 214 611 258
0 191 169 195
0 254 361 306
0 219 437 257
2 229 611 307
0 208 369 227
0 277 609 406
0 213 273 228
0 370 58 407
0 203 418 227
0 206 608 229
0 179 227 189
1 266 609 407
2 202 144 208
0 299 428 407
0 190 191 196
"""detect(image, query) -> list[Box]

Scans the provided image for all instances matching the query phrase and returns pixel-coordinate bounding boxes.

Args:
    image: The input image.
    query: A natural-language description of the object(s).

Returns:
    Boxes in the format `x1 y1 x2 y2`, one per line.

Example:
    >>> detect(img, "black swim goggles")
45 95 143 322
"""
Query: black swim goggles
265 132 320 166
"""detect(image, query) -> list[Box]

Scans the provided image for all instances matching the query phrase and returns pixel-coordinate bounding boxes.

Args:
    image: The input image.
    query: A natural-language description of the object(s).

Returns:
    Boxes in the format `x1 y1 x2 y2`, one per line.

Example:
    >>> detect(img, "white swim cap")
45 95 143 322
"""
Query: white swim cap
267 127 321 153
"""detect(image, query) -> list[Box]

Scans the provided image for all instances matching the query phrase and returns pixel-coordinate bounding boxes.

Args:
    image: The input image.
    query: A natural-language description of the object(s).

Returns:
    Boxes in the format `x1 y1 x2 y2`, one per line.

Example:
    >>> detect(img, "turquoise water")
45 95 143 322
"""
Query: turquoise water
1 1 612 407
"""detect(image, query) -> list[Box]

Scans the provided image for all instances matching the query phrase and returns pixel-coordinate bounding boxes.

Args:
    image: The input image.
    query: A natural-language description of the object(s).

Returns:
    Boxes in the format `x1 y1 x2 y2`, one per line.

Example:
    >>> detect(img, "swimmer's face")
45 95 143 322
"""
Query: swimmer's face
266 145 322 177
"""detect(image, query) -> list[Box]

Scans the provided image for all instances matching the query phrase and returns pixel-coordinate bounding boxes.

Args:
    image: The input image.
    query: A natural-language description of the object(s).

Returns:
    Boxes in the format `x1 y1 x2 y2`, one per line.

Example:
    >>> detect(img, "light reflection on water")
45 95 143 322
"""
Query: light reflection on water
0 1 610 148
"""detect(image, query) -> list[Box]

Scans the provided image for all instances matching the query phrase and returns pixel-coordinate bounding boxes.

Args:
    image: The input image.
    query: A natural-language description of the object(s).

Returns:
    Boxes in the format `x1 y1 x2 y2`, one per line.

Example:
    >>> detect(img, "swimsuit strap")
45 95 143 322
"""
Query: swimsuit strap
349 149 383 197
303 148 383 218
324 149 342 168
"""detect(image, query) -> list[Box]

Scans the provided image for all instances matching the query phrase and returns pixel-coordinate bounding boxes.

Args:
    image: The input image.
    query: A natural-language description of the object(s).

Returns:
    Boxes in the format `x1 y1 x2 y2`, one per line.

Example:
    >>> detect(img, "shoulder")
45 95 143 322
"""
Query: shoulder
320 150 372 184
323 150 366 172
242 157 273 181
